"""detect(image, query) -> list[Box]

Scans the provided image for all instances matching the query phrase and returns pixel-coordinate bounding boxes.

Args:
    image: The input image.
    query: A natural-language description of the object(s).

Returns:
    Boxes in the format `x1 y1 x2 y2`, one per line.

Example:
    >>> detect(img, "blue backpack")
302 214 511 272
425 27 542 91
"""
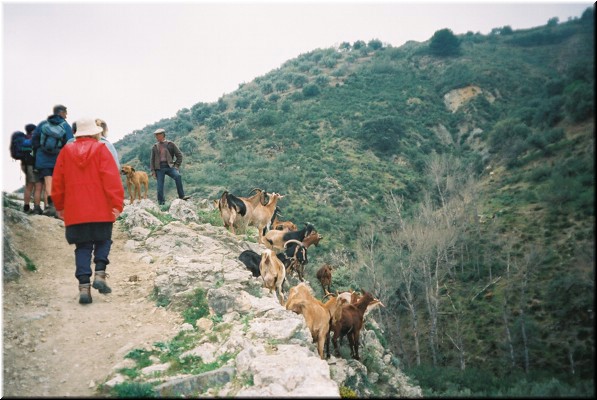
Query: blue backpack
40 121 67 155
10 131 33 161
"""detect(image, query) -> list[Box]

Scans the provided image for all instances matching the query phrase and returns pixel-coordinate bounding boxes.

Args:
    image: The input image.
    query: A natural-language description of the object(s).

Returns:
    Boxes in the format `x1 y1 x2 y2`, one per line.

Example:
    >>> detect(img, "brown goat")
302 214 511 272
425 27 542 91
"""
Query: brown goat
251 192 285 240
271 207 298 231
218 188 267 234
301 231 323 249
259 249 286 305
322 293 346 327
344 290 386 317
316 264 333 293
285 283 331 359
331 289 376 360
263 223 316 252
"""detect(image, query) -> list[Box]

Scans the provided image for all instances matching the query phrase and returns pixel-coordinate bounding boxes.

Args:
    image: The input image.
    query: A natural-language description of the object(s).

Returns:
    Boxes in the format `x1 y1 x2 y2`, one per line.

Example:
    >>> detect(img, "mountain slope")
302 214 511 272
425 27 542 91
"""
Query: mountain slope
110 10 594 394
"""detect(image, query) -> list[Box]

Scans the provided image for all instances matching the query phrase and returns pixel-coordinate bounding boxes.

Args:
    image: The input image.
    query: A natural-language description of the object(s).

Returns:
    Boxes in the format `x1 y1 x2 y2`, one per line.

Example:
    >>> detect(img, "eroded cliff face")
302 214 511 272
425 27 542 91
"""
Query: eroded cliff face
3 195 422 397
443 84 496 113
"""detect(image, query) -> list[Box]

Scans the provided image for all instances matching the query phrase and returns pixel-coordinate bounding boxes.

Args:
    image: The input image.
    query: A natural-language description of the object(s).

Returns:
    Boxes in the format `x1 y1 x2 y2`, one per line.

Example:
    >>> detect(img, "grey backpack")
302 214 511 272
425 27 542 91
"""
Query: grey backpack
40 122 67 154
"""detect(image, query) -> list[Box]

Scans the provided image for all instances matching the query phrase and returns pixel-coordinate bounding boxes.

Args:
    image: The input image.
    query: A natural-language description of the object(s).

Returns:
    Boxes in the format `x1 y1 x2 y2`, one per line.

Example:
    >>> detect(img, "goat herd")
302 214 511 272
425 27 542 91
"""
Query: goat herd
216 188 384 360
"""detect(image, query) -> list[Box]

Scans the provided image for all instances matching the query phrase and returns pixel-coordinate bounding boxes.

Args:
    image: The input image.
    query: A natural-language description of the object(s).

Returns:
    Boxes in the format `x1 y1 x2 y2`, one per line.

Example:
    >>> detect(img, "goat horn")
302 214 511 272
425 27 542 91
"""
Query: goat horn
249 187 263 195
284 239 303 249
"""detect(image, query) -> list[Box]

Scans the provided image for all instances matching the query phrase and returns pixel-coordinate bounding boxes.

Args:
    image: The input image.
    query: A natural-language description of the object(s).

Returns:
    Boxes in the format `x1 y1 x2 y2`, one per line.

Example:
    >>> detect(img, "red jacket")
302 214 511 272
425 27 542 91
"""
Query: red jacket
52 138 124 227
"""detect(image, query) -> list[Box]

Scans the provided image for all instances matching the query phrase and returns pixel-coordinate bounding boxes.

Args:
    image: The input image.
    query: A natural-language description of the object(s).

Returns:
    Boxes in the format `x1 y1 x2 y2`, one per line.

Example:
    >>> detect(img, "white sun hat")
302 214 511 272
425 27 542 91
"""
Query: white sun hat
74 117 103 137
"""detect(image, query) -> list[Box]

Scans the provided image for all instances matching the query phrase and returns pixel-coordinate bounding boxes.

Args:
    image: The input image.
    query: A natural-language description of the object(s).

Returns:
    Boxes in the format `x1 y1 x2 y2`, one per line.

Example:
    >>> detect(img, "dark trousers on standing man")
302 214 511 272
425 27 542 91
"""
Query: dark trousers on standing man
156 161 185 205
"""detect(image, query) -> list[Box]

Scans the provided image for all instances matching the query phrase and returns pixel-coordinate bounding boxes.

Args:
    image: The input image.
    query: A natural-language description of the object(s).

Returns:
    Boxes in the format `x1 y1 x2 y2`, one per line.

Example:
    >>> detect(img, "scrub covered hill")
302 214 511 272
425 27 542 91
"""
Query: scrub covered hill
112 8 594 396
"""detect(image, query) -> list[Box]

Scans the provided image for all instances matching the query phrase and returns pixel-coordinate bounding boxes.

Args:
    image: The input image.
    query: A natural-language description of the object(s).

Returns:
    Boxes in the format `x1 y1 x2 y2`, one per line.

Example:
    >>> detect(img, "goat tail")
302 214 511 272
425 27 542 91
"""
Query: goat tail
226 193 247 216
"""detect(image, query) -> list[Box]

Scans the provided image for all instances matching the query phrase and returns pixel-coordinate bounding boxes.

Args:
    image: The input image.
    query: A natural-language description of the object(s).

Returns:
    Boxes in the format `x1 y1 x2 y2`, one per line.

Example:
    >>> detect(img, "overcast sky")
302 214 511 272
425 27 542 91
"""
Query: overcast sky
1 1 591 193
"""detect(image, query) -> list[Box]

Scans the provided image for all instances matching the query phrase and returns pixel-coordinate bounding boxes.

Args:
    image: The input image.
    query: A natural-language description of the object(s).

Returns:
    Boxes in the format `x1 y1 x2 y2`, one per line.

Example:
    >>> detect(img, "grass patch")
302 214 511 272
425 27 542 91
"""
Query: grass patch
147 208 175 224
150 286 170 307
19 252 37 271
117 367 139 380
196 209 222 226
124 348 153 369
181 287 210 327
169 353 235 375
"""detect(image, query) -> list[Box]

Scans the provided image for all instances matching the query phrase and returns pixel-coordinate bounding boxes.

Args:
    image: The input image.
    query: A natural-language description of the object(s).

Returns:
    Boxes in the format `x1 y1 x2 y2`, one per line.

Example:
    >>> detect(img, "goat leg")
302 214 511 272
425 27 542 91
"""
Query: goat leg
298 264 305 282
332 330 341 357
347 333 356 359
325 329 331 359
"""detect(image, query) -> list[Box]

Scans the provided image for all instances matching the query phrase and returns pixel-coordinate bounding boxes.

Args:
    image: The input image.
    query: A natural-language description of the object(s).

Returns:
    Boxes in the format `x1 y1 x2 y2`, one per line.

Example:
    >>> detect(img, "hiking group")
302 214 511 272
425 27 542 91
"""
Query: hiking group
9 104 190 304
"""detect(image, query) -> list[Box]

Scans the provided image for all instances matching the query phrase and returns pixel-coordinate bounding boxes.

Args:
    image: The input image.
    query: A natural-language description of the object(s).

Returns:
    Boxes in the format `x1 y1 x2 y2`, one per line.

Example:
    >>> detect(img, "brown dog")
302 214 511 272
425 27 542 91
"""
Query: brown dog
121 165 149 204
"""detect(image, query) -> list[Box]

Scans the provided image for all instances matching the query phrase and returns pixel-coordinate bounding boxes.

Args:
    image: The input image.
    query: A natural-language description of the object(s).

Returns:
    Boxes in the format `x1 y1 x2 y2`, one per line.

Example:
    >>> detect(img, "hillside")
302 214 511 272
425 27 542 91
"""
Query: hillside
112 10 594 395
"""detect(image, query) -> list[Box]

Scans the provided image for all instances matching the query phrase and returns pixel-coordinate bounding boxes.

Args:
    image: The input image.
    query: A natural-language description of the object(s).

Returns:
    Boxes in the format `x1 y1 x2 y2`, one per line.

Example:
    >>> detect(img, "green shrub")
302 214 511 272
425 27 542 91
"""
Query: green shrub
111 382 157 398
429 28 461 56
181 288 210 326
232 124 251 140
489 119 531 153
532 96 563 127
543 127 565 144
528 164 552 183
339 386 358 398
151 287 170 307
302 84 320 97
503 377 594 397
526 133 547 150
293 74 309 88
275 81 289 92
564 81 594 122
125 348 153 369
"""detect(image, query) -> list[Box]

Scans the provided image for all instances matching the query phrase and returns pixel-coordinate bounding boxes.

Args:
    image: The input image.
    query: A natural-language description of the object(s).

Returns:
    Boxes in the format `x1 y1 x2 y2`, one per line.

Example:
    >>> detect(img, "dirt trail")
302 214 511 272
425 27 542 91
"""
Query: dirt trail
3 214 182 397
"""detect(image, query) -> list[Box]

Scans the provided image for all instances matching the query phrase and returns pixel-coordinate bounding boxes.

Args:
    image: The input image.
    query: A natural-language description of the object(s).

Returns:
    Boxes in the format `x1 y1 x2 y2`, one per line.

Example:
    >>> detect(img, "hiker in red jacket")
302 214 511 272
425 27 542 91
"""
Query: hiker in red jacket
52 117 124 304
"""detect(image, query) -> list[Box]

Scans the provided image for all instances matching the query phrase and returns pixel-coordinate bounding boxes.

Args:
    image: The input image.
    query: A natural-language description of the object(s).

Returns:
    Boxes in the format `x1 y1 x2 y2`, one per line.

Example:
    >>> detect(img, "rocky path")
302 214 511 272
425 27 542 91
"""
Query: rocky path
2 213 182 397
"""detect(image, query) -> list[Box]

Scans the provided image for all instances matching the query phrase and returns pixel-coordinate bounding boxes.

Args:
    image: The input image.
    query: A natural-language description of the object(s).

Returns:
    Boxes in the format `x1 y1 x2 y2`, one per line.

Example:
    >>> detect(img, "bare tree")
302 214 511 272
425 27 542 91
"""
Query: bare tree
445 285 466 370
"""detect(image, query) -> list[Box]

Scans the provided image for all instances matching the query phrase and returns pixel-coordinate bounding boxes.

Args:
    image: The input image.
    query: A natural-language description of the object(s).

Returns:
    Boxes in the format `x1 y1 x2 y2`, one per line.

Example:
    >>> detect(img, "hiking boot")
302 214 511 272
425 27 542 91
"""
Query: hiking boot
79 283 92 304
181 195 191 201
33 205 43 215
43 204 57 217
92 271 112 294
23 204 31 213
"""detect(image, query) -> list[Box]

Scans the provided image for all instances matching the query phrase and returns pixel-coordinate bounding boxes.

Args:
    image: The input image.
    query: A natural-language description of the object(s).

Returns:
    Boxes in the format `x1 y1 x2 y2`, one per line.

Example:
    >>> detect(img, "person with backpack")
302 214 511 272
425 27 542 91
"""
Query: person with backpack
52 117 124 304
23 124 44 214
31 104 74 217
10 124 43 214
150 128 190 205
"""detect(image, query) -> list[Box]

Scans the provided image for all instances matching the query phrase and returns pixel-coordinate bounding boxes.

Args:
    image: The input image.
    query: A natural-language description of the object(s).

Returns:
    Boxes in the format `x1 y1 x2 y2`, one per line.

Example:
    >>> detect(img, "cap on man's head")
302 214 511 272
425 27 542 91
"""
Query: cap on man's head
25 124 36 135
53 104 67 114
154 128 166 135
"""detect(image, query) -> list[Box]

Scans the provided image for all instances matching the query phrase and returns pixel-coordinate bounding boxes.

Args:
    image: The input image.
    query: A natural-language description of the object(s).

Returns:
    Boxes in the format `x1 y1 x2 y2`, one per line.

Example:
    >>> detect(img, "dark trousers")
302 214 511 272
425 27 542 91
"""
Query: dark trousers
156 162 185 205
74 240 112 284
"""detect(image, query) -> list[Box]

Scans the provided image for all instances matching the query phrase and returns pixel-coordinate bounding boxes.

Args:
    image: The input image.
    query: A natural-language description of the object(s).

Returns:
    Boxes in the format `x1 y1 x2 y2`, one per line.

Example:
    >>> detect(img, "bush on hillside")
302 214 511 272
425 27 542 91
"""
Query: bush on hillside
429 28 461 57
